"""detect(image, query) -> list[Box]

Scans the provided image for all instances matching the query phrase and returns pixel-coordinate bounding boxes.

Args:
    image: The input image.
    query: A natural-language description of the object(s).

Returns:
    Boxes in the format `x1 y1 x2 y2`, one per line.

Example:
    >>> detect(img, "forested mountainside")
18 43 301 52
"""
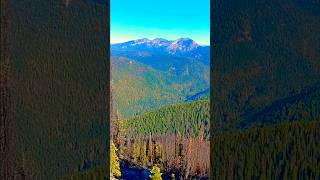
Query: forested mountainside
111 51 209 118
118 100 210 178
209 0 320 179
6 0 108 179
236 85 320 129
211 0 320 131
74 100 211 179
126 100 209 138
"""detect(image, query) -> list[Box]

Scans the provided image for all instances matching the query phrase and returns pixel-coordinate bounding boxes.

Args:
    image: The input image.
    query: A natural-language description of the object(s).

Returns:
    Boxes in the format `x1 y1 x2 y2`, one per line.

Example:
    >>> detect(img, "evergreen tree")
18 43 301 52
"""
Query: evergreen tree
118 119 126 156
155 143 163 165
110 141 121 177
132 136 141 163
149 165 162 180
148 134 153 164
141 142 148 167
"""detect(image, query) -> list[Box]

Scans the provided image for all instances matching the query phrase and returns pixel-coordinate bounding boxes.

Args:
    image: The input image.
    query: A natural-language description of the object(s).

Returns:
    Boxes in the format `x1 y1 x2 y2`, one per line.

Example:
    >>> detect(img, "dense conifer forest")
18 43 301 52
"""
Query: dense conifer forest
69 100 211 179
119 100 210 178
126 100 210 138
212 120 320 179
1 0 109 179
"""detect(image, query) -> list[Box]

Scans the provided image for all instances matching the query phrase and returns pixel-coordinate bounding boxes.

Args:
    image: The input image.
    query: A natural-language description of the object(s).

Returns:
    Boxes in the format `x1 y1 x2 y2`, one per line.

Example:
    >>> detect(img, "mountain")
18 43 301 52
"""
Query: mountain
111 57 209 118
207 1 320 179
211 0 320 131
236 83 320 129
111 38 210 118
111 38 210 66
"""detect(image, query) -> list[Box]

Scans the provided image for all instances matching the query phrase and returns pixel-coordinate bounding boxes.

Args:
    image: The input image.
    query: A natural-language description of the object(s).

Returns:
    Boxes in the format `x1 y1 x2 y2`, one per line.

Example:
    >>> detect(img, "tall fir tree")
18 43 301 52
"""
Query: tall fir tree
110 141 121 177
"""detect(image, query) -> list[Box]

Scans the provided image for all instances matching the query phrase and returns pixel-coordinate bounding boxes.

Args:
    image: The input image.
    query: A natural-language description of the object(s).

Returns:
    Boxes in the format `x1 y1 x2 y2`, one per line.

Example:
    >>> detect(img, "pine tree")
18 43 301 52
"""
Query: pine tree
132 136 141 163
155 143 163 165
118 119 126 156
149 165 162 180
110 141 121 177
148 134 153 165
141 142 148 167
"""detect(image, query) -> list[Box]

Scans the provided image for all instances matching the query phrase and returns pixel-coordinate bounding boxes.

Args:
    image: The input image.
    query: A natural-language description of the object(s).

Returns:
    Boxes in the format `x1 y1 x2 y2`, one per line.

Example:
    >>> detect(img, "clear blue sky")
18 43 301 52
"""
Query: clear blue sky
111 0 210 45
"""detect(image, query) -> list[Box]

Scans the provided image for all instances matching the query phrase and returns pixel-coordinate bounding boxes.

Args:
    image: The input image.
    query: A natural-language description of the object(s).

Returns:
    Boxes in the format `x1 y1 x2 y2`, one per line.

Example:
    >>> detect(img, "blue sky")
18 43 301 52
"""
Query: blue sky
111 0 210 45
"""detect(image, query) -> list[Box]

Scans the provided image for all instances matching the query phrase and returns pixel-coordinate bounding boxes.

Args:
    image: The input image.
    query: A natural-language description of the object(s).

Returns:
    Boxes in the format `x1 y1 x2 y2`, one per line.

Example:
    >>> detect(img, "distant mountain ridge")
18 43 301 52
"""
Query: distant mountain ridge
111 38 210 65
111 38 206 50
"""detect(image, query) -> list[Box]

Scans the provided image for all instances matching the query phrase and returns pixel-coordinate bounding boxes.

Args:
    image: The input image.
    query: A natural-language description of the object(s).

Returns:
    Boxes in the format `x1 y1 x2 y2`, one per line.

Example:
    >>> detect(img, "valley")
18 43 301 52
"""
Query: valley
110 38 211 179
111 38 210 119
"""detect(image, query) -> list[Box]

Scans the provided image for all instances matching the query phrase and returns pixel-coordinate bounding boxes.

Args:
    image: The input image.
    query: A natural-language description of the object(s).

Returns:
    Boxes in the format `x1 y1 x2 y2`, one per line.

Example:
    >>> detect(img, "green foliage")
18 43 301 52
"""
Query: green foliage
149 166 162 180
126 100 210 138
110 141 121 177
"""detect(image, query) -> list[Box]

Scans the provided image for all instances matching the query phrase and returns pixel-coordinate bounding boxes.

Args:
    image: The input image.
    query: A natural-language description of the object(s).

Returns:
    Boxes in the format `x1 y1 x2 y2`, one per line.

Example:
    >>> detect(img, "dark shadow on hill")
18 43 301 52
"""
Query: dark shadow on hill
237 82 320 129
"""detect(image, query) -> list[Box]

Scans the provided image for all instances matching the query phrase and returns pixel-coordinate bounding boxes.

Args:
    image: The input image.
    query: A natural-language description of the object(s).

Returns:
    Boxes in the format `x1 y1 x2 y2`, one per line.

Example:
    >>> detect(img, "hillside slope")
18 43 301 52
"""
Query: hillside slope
212 0 320 130
125 100 210 138
111 57 209 118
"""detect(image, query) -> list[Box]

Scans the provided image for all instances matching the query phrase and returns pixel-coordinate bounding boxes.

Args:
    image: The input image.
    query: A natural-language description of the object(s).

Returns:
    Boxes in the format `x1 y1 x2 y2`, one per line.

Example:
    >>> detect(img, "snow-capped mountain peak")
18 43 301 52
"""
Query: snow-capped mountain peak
167 38 199 53
150 38 172 47
132 38 151 45
113 37 202 50
110 37 210 65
